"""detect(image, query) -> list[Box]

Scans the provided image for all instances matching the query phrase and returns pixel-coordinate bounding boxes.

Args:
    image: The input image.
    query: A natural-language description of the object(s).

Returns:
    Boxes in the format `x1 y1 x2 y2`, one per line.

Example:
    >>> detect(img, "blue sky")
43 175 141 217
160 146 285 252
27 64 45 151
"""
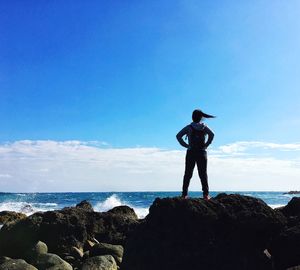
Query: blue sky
1 1 300 191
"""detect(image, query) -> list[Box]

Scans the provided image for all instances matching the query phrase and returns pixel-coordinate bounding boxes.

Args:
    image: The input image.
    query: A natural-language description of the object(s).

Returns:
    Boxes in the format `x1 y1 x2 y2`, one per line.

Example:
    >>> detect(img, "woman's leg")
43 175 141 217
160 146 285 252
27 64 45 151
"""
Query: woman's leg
182 150 196 197
196 153 209 196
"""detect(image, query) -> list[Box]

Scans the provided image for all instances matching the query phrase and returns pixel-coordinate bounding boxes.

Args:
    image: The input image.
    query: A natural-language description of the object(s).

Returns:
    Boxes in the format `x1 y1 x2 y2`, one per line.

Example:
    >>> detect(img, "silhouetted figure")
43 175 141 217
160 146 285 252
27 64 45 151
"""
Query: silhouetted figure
176 109 215 200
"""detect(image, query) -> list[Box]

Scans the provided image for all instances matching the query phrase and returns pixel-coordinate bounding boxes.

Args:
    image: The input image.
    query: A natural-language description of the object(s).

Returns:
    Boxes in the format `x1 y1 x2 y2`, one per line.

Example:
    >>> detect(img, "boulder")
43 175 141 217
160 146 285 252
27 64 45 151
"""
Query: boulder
279 197 300 226
32 253 72 270
122 194 286 270
25 241 48 261
107 206 138 220
90 243 123 265
0 211 26 225
74 200 94 212
0 212 43 258
0 259 37 270
270 224 300 269
81 255 117 270
0 201 138 258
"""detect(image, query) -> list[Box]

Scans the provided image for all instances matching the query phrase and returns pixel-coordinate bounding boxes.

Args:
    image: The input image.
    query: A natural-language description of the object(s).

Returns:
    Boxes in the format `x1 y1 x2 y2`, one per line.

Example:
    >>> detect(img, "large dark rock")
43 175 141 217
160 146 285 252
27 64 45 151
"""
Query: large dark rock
279 197 300 225
0 211 26 225
122 194 286 270
0 213 43 258
270 224 300 270
0 201 138 258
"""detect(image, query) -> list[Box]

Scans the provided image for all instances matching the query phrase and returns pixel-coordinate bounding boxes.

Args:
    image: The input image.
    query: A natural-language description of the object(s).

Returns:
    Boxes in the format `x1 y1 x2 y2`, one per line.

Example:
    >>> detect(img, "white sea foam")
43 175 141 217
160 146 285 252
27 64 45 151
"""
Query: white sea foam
0 201 58 216
269 204 285 209
94 194 149 219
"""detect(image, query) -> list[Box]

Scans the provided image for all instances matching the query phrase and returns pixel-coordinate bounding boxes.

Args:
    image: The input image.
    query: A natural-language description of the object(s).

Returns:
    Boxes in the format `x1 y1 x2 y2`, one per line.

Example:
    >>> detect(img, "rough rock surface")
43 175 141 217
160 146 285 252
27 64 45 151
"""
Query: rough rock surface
269 197 300 269
279 197 300 226
25 241 48 261
0 201 138 258
81 255 117 270
0 258 37 270
0 211 26 225
32 253 72 270
90 242 123 265
122 194 286 270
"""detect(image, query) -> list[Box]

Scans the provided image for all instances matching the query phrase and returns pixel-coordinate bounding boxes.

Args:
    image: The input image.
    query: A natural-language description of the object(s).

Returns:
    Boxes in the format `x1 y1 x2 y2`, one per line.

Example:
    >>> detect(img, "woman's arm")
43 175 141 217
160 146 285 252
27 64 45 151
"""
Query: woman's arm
204 126 214 148
176 126 189 148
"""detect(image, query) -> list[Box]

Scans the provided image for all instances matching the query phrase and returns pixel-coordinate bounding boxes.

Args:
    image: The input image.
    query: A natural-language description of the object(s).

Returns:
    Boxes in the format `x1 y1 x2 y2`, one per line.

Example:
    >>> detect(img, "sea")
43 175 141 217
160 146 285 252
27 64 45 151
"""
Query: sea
0 191 297 222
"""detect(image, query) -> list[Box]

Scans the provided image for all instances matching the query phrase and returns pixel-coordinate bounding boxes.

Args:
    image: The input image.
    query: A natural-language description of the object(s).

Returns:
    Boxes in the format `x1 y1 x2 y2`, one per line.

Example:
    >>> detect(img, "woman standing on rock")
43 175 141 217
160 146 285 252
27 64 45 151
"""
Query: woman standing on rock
176 109 215 200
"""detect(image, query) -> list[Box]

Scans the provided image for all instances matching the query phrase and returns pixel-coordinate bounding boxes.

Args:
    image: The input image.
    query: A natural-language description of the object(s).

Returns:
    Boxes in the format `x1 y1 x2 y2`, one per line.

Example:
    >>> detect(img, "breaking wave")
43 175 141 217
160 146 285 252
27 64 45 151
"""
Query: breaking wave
0 201 58 216
94 194 149 218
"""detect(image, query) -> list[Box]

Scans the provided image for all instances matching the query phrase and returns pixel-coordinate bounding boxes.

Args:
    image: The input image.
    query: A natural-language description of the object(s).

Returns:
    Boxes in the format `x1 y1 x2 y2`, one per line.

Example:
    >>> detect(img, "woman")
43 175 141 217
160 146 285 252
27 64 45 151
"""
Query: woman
176 109 215 200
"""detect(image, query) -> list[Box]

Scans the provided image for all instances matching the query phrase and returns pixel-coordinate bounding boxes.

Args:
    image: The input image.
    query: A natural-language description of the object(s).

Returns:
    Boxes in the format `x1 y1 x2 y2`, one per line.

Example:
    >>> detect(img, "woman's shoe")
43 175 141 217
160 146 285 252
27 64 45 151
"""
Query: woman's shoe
203 194 211 201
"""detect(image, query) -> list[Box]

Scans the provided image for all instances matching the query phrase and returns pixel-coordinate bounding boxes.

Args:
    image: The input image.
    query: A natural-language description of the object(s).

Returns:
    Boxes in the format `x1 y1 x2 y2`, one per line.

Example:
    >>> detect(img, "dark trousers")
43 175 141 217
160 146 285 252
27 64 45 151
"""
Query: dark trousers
182 149 209 197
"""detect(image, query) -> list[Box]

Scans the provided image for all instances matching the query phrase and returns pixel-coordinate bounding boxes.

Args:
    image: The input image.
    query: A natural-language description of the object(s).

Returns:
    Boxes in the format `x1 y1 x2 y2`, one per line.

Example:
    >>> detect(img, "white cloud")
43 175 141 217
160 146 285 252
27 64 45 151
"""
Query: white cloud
0 140 299 192
0 174 12 178
218 141 300 155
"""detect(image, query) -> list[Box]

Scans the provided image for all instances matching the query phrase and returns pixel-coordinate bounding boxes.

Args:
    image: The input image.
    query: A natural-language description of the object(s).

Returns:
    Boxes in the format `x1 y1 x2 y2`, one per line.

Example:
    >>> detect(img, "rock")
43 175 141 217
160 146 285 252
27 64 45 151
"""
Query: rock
83 251 90 260
20 204 34 214
25 241 48 261
287 266 300 270
81 255 117 270
75 201 94 212
122 194 286 270
70 246 83 259
283 191 300 195
0 259 37 270
281 197 300 218
34 241 48 254
90 243 123 265
0 201 138 258
0 211 26 225
270 224 300 269
32 253 72 270
84 240 95 251
64 255 76 264
107 206 138 220
0 257 10 264
0 212 43 258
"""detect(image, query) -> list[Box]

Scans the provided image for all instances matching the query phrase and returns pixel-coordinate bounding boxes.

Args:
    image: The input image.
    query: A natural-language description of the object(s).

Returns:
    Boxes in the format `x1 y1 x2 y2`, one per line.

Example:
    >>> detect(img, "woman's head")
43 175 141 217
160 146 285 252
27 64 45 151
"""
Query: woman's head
192 109 215 123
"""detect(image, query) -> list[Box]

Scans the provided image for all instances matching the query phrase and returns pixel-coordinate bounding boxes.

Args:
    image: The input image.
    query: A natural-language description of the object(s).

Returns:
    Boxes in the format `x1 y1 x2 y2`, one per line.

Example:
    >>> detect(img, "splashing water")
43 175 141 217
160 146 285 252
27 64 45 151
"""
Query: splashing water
94 194 149 218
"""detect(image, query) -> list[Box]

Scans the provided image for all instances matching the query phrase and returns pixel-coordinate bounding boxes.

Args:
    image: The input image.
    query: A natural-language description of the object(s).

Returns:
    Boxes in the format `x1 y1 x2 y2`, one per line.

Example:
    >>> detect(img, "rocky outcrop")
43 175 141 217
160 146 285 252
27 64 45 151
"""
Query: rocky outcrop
270 197 300 269
0 201 138 258
0 211 26 225
122 194 286 270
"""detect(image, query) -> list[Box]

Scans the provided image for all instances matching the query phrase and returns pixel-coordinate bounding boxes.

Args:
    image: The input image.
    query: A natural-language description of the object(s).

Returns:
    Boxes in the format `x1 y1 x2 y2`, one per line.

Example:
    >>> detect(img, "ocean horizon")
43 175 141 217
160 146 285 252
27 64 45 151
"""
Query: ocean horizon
1 191 298 219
